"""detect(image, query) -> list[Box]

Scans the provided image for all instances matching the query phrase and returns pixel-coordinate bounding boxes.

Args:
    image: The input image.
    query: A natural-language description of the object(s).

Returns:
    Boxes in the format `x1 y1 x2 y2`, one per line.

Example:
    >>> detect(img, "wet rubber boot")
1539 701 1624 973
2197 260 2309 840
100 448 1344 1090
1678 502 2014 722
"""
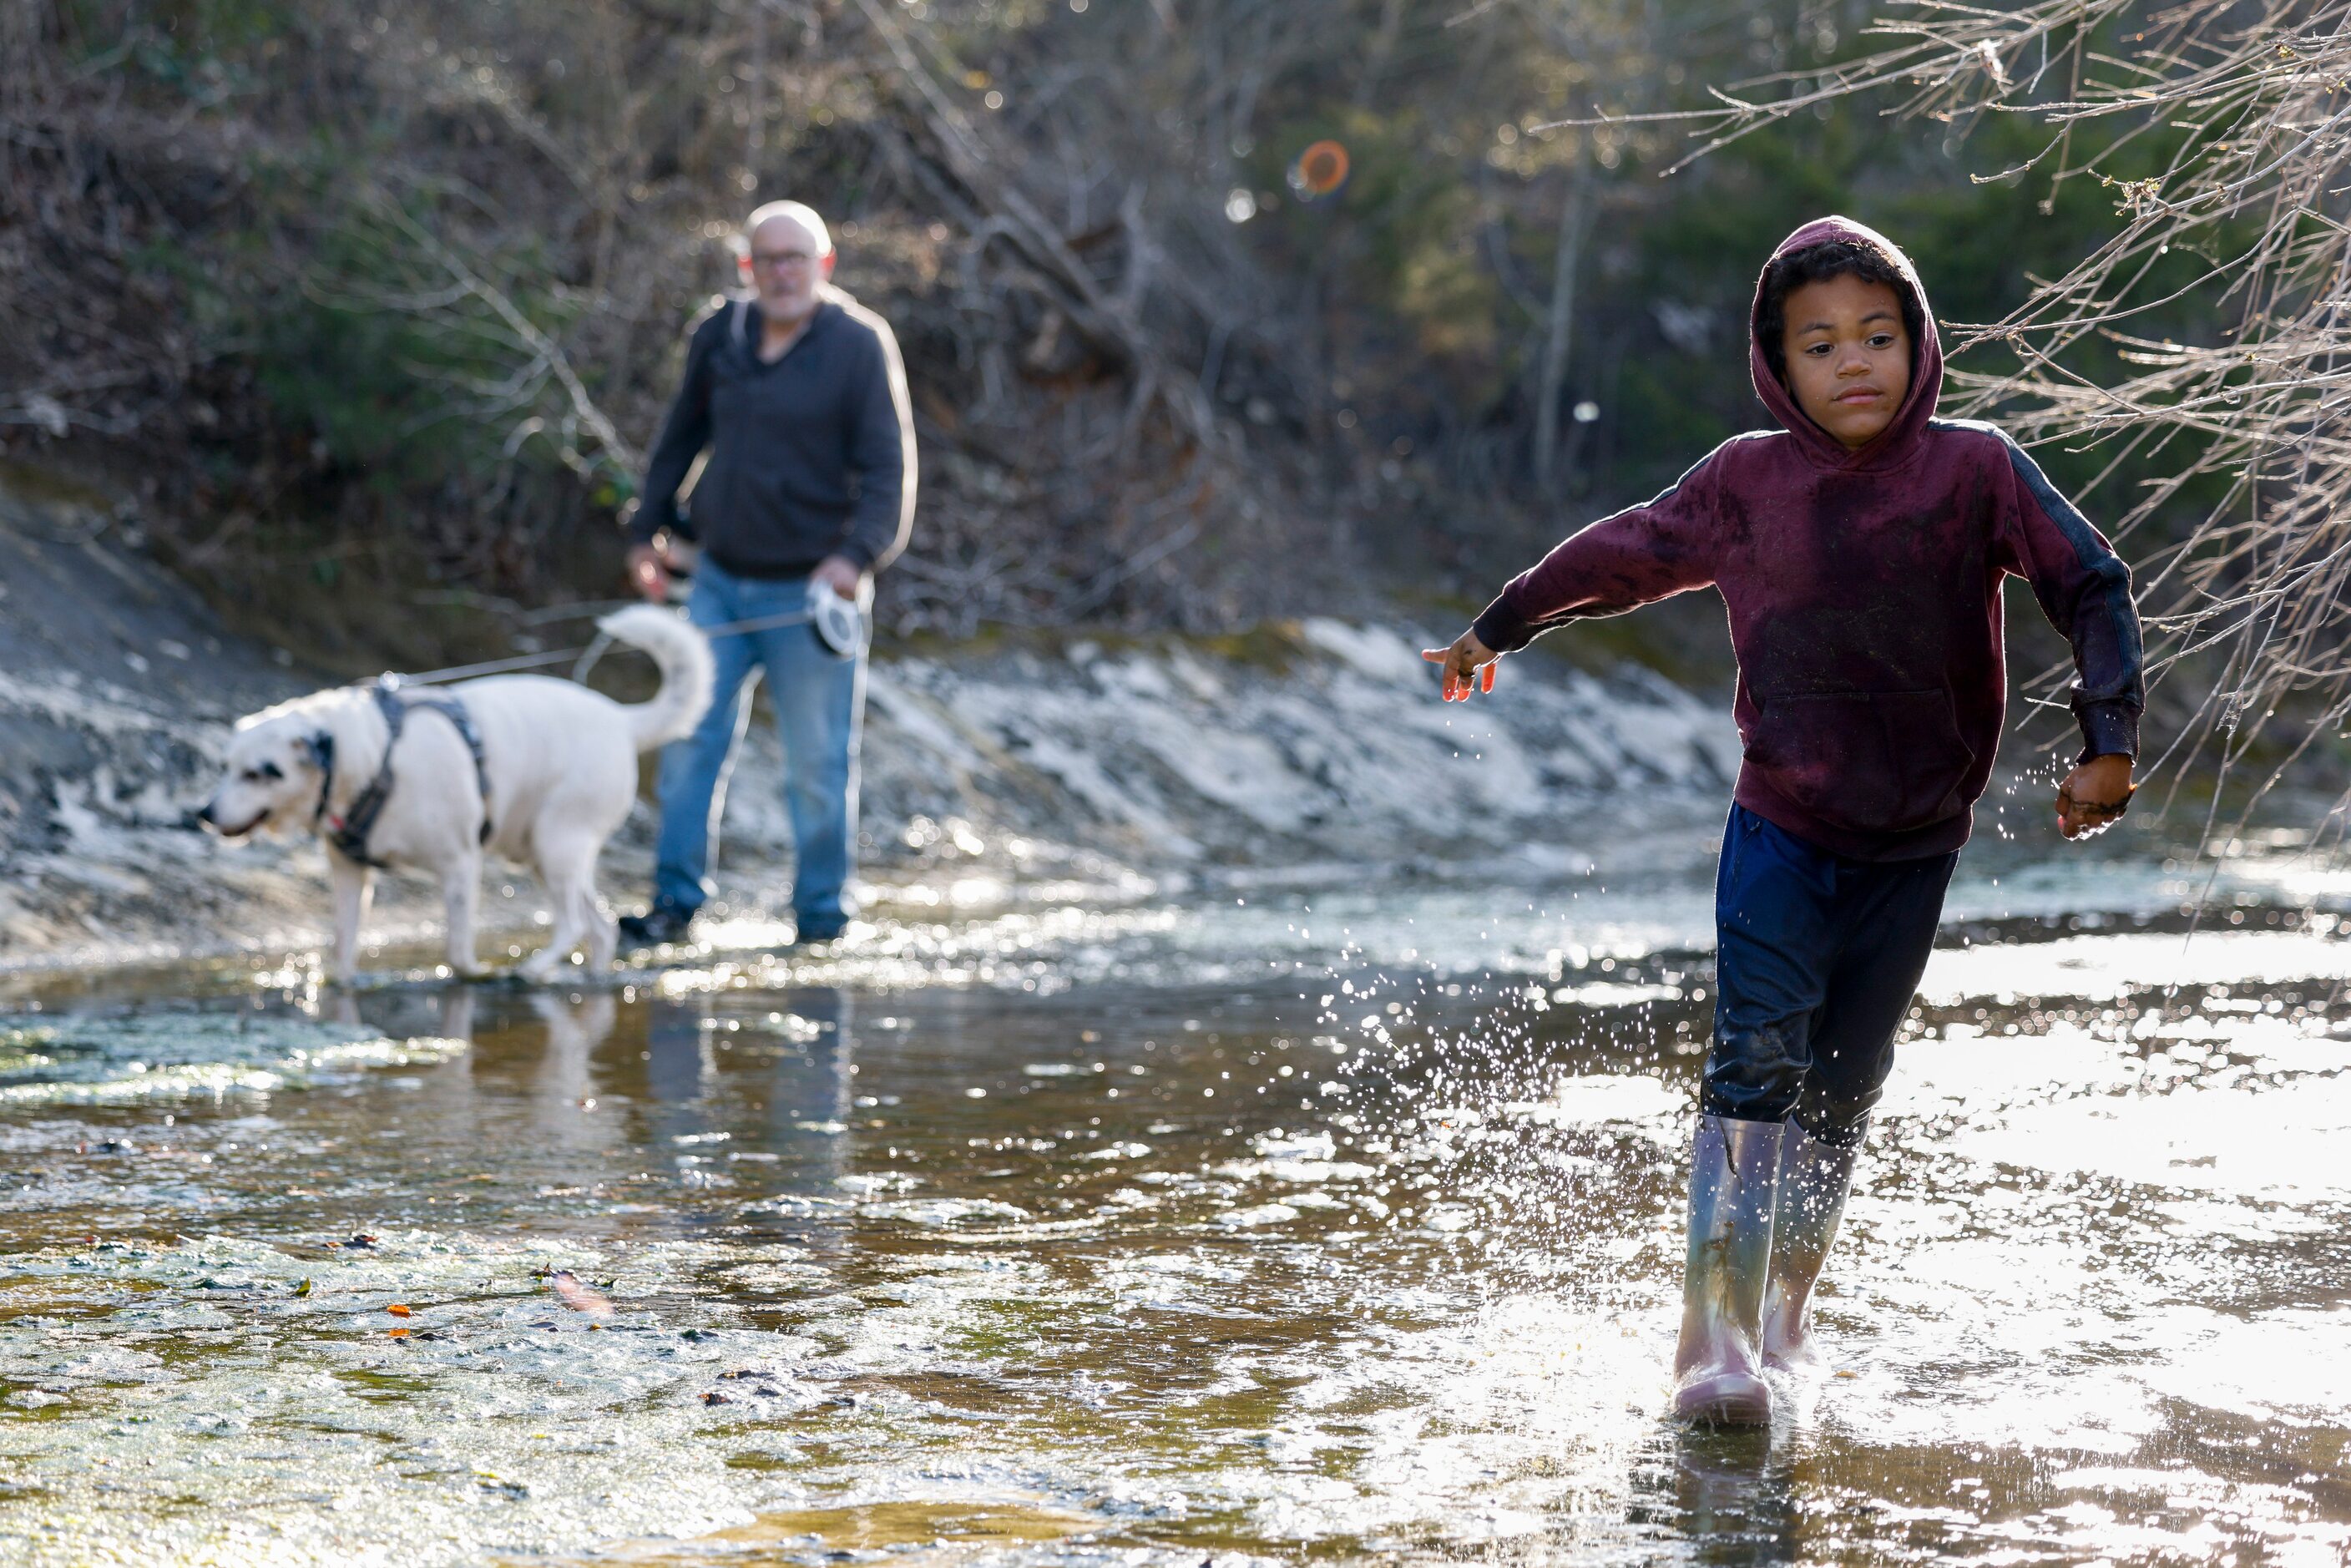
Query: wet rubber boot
1760 1118 1860 1369
1671 1114 1786 1425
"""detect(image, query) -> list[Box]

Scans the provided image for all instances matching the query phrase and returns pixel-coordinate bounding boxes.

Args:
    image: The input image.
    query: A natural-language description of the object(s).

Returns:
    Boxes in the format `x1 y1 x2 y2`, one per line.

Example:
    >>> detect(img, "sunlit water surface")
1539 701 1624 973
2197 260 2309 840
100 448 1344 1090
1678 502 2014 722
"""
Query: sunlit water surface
0 855 2346 1565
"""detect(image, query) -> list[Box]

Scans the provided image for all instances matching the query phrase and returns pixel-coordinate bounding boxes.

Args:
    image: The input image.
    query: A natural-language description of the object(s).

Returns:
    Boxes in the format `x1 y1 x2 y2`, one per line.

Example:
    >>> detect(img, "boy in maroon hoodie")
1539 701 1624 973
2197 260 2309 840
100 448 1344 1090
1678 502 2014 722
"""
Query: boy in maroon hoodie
1423 217 2142 1424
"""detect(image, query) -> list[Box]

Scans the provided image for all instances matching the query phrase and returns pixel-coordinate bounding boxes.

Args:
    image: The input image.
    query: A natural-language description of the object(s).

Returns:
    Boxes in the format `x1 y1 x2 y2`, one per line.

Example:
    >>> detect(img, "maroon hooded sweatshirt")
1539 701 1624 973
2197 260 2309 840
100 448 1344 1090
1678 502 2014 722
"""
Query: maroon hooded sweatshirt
1471 215 2144 862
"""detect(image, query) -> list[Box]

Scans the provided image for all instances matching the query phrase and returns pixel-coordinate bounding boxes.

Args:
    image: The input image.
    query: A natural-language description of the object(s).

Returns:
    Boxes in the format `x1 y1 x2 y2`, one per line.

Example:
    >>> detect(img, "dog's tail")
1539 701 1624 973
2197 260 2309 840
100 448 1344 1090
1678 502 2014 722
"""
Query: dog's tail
598 605 716 751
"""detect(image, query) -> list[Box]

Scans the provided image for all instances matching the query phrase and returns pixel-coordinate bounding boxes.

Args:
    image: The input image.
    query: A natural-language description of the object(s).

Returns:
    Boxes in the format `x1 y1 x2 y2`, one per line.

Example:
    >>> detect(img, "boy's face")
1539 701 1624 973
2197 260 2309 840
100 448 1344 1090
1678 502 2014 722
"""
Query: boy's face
1779 274 1912 449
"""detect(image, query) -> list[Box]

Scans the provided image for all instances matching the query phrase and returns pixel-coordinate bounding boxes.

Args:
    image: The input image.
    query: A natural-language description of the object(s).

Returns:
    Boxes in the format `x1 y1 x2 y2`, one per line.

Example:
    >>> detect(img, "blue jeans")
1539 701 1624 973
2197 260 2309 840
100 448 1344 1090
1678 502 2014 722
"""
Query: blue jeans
1705 807 1957 1142
652 558 866 930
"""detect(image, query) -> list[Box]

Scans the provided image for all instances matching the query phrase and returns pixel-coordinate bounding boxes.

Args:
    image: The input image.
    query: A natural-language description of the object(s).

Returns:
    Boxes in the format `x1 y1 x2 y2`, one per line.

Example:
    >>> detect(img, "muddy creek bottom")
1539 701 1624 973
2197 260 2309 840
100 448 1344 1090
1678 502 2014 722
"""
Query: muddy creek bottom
0 870 2346 1565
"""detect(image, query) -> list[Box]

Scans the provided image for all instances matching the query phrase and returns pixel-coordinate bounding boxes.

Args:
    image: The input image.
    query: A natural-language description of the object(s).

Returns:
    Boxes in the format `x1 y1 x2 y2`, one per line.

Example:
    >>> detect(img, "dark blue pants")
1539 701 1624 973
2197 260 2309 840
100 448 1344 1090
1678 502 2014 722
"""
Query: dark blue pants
1706 807 1957 1145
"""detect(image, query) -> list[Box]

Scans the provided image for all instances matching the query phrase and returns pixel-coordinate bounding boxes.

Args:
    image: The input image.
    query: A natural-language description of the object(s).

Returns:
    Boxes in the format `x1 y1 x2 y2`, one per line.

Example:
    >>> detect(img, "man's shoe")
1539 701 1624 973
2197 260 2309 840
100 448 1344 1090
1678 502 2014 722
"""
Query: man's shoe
617 903 695 948
791 915 849 947
1761 1117 1863 1369
1671 1114 1787 1425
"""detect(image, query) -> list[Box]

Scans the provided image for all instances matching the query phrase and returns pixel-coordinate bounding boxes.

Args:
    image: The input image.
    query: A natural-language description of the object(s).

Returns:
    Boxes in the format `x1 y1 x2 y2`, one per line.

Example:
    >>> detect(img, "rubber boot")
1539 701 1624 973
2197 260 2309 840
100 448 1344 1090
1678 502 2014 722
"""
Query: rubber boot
1760 1117 1861 1369
1671 1114 1786 1424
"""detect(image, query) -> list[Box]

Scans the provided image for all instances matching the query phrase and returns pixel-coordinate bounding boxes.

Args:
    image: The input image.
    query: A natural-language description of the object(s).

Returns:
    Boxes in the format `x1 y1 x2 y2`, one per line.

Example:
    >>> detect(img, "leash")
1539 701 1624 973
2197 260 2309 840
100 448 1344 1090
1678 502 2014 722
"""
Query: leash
393 605 825 687
302 609 760 861
302 595 861 862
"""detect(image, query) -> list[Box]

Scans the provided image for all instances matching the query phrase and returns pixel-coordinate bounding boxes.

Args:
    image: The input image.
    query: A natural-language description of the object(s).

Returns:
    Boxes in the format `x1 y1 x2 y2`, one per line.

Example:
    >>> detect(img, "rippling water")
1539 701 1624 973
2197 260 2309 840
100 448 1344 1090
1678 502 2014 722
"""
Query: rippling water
0 858 2345 1565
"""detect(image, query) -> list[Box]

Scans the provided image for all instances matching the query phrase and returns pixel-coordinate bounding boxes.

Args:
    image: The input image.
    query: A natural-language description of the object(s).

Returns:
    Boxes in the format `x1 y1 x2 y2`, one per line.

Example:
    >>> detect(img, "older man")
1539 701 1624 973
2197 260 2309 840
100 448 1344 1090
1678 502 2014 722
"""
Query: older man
620 200 916 947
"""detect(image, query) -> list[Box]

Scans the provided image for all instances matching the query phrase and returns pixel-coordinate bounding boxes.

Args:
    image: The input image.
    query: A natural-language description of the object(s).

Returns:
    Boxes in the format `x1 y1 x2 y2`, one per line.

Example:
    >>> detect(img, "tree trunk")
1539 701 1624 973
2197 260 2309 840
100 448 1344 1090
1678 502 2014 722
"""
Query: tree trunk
1354 0 1407 110
748 0 769 164
1533 165 1592 493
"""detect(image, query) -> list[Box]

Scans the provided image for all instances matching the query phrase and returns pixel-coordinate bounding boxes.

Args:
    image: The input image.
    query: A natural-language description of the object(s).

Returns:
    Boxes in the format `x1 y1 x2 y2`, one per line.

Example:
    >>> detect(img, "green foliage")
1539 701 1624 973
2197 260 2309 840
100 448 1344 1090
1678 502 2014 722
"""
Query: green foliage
251 202 571 488
1580 91 2229 539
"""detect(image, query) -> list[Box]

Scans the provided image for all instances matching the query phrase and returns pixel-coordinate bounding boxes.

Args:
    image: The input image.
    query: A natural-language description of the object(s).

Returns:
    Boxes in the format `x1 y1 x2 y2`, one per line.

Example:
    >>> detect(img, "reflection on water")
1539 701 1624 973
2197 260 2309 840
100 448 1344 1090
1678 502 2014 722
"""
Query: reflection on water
0 875 2343 1565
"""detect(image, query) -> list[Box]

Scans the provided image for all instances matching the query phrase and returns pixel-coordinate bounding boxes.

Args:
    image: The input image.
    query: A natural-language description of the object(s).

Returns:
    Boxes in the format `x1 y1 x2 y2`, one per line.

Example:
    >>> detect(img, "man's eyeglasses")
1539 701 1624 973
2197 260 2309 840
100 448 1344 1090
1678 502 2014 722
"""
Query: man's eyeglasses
749 250 819 271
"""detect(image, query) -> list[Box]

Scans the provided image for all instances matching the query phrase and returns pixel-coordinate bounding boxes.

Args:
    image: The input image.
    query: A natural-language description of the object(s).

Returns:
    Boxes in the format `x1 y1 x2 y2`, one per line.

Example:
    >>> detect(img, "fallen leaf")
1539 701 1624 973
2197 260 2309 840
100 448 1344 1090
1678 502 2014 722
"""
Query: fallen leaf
546 1270 613 1318
387 1328 410 1339
387 1303 412 1318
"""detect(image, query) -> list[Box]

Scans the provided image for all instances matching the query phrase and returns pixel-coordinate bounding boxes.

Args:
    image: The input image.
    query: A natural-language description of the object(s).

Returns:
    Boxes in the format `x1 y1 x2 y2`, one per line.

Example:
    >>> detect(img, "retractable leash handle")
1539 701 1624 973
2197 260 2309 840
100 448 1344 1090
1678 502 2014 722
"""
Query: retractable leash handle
393 568 862 686
564 585 857 685
806 579 864 660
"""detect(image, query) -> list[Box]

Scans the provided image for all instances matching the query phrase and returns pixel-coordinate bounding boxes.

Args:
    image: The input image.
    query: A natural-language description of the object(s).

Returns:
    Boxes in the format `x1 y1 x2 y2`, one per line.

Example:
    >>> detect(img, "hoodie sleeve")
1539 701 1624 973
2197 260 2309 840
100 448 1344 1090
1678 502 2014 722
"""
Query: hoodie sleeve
1470 448 1727 653
631 310 725 546
1987 429 2146 761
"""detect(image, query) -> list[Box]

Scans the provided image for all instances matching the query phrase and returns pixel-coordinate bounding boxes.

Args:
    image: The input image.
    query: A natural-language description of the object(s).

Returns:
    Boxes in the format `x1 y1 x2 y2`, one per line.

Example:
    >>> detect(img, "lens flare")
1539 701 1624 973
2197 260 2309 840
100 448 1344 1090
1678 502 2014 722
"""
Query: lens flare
1289 139 1351 200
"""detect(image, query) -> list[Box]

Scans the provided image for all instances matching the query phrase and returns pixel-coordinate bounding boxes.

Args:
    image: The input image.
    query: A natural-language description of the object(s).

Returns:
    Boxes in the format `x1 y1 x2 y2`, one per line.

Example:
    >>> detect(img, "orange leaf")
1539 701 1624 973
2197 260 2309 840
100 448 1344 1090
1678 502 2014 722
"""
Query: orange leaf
387 1303 412 1318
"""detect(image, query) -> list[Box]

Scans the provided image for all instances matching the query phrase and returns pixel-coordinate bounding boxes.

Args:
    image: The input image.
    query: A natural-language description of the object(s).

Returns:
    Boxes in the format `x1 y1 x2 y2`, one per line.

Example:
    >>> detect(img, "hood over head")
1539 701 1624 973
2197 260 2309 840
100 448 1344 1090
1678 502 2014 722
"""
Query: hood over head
1748 215 1942 469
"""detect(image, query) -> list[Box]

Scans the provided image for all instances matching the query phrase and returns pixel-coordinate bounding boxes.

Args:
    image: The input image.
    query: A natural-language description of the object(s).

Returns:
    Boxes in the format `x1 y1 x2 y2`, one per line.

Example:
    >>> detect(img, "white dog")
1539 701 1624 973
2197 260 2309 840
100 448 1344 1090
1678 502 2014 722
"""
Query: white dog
200 606 714 982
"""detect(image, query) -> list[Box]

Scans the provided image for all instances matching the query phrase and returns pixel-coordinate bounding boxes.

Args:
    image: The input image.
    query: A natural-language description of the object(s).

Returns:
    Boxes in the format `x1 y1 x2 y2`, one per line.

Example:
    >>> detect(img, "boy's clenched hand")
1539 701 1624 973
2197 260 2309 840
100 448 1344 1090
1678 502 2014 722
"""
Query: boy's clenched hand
1422 631 1499 701
2056 753 2135 839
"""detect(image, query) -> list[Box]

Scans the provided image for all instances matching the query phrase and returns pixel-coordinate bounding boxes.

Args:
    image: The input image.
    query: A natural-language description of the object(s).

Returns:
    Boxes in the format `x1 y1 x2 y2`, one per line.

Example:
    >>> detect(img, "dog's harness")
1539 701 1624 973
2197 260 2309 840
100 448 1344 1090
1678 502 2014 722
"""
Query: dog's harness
307 677 493 868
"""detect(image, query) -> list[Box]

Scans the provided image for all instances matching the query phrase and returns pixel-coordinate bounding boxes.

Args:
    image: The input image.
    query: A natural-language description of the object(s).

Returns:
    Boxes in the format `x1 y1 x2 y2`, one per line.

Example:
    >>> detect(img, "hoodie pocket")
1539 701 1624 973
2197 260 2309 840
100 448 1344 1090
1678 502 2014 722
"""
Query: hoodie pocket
1747 688 1976 836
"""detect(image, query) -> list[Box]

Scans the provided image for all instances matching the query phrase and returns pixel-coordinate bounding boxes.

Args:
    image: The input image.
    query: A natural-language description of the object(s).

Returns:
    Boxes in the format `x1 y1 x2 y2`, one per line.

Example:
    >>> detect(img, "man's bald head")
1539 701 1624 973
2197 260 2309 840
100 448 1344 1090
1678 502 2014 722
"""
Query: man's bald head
746 200 833 258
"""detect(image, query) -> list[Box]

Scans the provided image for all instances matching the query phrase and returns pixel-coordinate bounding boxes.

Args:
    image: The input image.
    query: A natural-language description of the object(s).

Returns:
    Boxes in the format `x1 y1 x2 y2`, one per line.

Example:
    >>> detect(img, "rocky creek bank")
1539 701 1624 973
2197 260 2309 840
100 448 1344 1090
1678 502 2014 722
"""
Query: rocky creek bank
0 468 1747 971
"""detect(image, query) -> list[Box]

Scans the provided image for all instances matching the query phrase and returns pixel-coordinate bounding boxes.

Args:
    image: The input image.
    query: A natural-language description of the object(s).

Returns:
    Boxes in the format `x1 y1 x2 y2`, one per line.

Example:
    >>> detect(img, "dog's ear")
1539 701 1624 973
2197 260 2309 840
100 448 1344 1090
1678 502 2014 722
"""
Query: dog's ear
302 731 334 773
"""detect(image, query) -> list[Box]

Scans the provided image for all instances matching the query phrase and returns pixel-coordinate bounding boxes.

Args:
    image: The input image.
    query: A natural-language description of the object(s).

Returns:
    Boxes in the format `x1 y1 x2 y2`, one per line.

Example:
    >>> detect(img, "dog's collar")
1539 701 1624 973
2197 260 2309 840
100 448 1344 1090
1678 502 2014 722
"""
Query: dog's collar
305 731 337 833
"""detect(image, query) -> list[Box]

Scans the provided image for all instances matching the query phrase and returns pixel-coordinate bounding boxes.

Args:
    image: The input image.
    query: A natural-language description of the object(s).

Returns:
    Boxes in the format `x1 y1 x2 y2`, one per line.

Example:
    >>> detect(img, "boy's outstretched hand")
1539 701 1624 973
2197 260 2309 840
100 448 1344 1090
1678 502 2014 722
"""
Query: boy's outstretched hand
2057 753 2136 840
1423 630 1499 701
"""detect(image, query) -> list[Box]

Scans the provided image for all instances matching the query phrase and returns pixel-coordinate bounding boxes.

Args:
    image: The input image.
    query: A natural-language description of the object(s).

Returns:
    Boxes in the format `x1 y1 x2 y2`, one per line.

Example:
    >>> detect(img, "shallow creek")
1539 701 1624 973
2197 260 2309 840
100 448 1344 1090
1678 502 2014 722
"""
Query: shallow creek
0 860 2345 1565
